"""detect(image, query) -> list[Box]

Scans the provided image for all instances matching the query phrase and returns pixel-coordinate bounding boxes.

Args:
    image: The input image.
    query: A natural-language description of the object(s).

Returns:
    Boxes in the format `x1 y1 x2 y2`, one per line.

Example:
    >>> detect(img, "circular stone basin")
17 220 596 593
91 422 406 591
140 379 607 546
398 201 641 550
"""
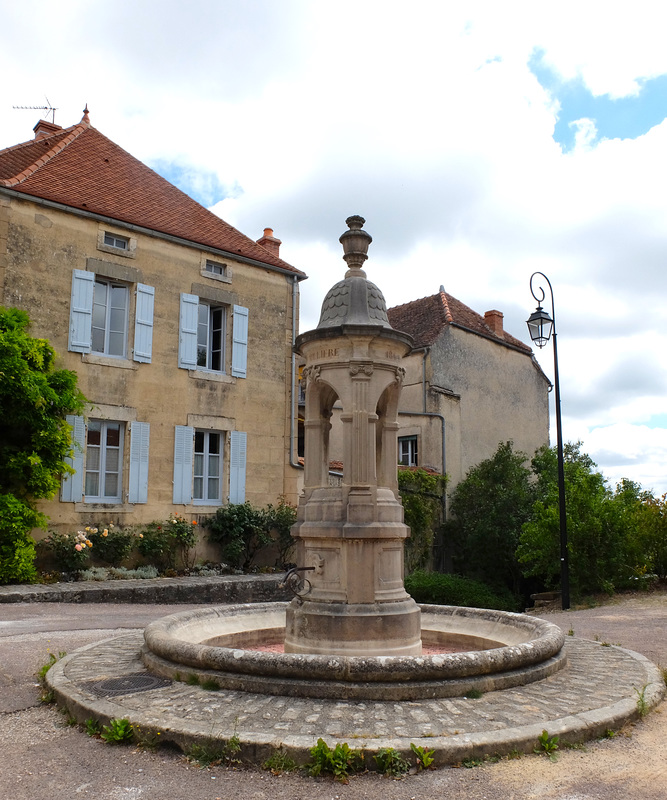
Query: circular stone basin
142 602 566 701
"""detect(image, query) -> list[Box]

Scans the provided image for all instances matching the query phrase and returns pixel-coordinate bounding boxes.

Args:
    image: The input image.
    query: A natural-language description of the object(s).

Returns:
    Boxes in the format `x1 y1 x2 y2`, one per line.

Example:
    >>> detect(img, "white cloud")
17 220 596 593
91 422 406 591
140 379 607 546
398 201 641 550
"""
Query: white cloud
2 1 667 493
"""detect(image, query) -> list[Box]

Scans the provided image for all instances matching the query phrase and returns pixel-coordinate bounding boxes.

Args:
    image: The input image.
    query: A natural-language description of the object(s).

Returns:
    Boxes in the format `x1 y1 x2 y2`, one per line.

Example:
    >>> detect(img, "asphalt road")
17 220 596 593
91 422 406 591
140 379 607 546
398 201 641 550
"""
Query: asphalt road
0 594 665 800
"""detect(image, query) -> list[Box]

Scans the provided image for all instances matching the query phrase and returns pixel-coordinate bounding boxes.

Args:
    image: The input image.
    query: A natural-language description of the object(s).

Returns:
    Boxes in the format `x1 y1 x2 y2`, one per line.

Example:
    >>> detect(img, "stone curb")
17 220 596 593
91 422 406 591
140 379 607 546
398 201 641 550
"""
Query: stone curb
0 574 290 605
46 633 665 769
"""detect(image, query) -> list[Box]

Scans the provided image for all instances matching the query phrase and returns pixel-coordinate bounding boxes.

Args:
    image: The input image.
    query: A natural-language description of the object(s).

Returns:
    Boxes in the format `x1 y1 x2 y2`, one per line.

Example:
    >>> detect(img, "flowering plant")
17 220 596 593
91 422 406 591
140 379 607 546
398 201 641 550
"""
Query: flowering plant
137 512 198 570
86 522 135 567
42 530 92 573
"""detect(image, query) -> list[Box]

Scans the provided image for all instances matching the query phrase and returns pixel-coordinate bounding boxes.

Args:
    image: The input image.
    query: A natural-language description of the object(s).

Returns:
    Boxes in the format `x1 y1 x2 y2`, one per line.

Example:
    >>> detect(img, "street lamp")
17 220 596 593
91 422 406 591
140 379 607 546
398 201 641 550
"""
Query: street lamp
527 272 570 611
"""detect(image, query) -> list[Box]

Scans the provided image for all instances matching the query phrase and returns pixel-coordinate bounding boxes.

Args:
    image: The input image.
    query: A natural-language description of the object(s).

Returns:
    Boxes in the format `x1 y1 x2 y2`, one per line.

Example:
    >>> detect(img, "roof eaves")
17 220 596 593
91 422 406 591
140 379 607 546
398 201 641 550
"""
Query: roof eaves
449 320 533 355
0 184 307 279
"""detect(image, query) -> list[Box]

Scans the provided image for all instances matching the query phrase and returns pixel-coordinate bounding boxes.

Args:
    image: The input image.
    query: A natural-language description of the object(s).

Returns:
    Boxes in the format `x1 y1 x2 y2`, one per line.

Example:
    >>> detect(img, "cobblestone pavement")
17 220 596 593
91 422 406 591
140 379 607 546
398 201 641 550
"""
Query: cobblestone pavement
49 628 664 765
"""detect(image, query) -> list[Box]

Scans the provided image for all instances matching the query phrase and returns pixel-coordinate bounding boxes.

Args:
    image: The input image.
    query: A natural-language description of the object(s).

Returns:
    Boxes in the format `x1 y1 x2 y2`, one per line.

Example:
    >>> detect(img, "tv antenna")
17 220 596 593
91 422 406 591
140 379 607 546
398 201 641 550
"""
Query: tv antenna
13 96 58 123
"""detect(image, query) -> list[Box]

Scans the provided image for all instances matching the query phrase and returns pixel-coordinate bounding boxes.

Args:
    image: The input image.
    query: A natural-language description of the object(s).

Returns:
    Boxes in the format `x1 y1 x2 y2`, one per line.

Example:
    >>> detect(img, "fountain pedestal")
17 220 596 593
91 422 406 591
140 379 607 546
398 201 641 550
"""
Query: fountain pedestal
284 216 421 656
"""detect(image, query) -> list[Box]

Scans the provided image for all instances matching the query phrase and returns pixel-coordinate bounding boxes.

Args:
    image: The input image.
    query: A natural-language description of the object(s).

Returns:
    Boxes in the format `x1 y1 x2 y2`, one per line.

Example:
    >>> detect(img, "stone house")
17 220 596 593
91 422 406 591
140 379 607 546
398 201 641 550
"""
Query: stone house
0 110 306 541
387 287 550 489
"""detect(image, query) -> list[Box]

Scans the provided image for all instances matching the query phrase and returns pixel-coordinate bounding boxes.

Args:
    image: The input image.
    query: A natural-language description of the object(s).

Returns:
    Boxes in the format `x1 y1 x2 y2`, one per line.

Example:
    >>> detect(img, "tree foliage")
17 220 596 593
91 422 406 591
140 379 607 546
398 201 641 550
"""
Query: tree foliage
446 441 534 595
398 468 447 573
518 443 659 596
0 308 85 583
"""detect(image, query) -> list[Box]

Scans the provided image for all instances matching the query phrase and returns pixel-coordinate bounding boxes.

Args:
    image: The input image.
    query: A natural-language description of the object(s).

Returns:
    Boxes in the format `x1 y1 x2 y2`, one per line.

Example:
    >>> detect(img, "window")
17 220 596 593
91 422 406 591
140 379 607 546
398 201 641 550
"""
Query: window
85 420 124 502
197 302 225 371
173 427 247 504
179 294 248 377
104 232 129 250
92 279 128 357
398 435 418 467
205 260 226 277
62 417 150 504
69 270 154 363
193 431 222 503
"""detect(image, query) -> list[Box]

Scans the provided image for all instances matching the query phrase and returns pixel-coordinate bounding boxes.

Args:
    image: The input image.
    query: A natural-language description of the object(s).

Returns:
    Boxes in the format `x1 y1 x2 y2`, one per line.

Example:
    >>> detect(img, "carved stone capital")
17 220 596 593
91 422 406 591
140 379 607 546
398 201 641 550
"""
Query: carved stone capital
302 365 322 388
394 366 406 385
349 363 373 377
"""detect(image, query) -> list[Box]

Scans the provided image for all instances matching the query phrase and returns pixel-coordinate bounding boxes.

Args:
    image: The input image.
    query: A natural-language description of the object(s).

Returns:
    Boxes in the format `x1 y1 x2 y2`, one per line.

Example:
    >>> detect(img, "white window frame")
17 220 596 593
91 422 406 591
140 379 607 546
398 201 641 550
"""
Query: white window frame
398 435 419 467
197 301 226 372
103 231 129 250
84 419 124 503
92 278 129 358
193 430 223 505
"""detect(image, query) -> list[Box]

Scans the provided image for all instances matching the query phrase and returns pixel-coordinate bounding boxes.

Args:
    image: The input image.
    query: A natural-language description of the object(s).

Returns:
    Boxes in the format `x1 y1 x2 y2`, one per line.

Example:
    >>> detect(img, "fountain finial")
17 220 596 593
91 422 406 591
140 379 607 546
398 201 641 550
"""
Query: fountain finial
339 215 372 277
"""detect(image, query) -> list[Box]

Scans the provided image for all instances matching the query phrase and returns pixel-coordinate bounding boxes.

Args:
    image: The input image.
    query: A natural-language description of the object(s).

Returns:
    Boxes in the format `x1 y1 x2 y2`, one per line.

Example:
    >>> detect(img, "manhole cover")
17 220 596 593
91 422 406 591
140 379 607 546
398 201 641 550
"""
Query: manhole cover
87 673 171 697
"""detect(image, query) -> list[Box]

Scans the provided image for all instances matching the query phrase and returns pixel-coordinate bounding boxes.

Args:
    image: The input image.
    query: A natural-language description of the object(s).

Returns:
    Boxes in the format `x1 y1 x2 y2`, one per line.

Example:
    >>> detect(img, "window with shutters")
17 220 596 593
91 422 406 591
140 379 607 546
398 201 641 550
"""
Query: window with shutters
172 426 246 505
179 293 247 378
61 416 150 505
69 270 154 363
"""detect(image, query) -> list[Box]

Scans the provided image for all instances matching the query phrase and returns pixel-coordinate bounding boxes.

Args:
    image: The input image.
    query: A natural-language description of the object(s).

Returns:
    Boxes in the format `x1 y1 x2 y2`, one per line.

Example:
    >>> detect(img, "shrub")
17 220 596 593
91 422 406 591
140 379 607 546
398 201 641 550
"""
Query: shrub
87 523 135 567
137 512 197 570
263 497 297 567
206 502 273 571
405 570 518 611
0 494 40 584
0 308 85 582
40 529 92 573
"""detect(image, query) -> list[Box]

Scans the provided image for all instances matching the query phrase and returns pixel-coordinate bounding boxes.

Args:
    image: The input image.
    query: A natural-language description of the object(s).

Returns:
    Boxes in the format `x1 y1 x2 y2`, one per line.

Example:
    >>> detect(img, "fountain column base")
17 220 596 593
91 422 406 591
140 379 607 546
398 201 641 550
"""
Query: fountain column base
284 597 422 656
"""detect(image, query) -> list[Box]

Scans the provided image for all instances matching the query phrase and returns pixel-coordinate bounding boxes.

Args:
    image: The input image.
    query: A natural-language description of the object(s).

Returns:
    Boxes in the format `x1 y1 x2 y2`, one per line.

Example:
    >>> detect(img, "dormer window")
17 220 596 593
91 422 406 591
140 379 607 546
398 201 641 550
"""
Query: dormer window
205 260 226 277
104 232 129 250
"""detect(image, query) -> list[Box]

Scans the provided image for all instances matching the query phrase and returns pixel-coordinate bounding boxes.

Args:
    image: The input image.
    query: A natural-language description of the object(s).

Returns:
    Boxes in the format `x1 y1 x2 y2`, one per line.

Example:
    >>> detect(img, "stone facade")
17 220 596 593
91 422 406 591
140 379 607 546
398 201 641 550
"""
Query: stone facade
0 115 305 543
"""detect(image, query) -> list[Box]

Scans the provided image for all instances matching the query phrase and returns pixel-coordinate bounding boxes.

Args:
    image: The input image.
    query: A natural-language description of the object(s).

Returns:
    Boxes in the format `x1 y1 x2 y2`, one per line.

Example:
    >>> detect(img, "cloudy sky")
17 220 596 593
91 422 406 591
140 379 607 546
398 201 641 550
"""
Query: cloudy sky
2 0 667 494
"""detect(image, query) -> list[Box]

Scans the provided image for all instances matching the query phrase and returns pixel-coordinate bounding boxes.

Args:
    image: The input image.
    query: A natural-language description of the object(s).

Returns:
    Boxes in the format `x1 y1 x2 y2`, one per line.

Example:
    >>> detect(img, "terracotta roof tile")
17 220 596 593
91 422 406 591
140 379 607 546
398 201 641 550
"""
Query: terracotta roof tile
388 289 531 354
0 119 304 276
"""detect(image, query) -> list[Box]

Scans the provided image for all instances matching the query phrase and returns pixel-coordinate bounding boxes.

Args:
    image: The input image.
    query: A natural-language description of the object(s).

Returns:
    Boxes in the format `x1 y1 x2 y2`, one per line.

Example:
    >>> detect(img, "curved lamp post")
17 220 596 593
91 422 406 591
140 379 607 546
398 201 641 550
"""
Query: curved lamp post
527 272 570 611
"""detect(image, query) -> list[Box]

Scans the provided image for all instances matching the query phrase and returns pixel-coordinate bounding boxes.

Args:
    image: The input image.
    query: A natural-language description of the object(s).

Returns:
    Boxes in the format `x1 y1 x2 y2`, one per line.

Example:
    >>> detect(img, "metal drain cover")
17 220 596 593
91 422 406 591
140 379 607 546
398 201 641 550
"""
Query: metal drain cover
87 673 171 697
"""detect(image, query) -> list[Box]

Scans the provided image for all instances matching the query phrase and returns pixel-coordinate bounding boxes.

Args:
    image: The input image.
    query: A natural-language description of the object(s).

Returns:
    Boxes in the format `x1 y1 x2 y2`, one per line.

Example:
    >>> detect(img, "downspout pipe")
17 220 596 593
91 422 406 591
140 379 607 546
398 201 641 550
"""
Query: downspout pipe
289 275 304 471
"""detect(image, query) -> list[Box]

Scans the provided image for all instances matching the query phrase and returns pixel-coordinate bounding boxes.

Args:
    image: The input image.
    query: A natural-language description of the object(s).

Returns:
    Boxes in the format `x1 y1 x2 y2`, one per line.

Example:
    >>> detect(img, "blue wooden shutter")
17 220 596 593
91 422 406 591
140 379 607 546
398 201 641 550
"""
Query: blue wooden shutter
61 415 85 502
231 305 248 378
128 421 150 503
178 293 198 369
229 430 247 503
68 270 94 353
173 425 194 504
133 284 155 363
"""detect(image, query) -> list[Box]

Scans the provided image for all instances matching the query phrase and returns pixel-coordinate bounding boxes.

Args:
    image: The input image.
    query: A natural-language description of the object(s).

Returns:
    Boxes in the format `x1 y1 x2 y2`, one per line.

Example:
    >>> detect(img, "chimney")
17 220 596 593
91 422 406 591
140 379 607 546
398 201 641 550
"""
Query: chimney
484 309 504 336
33 119 63 139
257 227 282 258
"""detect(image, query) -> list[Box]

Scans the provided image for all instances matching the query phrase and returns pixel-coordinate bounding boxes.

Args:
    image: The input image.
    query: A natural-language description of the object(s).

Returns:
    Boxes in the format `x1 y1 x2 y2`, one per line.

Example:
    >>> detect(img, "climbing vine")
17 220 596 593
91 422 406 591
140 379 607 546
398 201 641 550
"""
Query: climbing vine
398 468 447 573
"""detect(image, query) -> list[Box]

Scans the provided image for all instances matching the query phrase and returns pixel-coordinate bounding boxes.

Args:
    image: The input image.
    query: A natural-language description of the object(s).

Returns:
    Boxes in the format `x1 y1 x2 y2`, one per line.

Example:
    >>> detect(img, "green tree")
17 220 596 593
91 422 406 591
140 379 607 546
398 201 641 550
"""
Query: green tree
445 441 534 595
517 443 642 597
0 308 85 583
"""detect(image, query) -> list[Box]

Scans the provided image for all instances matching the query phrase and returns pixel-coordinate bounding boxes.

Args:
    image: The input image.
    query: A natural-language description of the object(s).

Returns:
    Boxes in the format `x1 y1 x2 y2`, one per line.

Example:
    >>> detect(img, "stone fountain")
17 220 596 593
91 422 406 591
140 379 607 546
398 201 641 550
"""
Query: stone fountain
141 216 566 700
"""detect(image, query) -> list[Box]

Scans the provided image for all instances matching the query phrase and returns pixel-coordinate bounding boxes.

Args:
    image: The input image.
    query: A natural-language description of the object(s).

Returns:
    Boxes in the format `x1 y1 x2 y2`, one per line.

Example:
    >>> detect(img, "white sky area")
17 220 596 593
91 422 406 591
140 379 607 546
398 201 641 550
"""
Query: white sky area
2 0 667 494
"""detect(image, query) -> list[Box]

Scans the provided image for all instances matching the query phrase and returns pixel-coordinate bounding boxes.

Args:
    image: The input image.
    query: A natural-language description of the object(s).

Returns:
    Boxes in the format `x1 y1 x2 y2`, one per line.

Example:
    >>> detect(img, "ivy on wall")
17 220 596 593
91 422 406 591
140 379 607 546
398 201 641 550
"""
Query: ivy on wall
398 468 447 573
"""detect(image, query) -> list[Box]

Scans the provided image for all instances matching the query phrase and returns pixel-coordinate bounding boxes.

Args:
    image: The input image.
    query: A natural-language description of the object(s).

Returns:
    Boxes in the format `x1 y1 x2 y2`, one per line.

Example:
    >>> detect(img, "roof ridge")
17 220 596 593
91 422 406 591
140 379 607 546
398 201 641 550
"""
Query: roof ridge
0 119 90 188
439 288 454 324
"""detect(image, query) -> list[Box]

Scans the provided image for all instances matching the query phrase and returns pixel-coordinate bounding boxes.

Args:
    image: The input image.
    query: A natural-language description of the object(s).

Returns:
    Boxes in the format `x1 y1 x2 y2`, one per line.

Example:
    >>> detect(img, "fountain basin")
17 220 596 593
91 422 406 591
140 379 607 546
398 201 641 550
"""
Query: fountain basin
142 602 566 700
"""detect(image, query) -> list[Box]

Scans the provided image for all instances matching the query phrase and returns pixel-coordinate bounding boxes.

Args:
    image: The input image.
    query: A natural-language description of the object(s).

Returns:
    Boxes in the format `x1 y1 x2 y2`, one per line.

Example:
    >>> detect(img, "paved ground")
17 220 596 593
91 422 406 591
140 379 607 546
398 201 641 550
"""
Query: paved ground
0 587 665 799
